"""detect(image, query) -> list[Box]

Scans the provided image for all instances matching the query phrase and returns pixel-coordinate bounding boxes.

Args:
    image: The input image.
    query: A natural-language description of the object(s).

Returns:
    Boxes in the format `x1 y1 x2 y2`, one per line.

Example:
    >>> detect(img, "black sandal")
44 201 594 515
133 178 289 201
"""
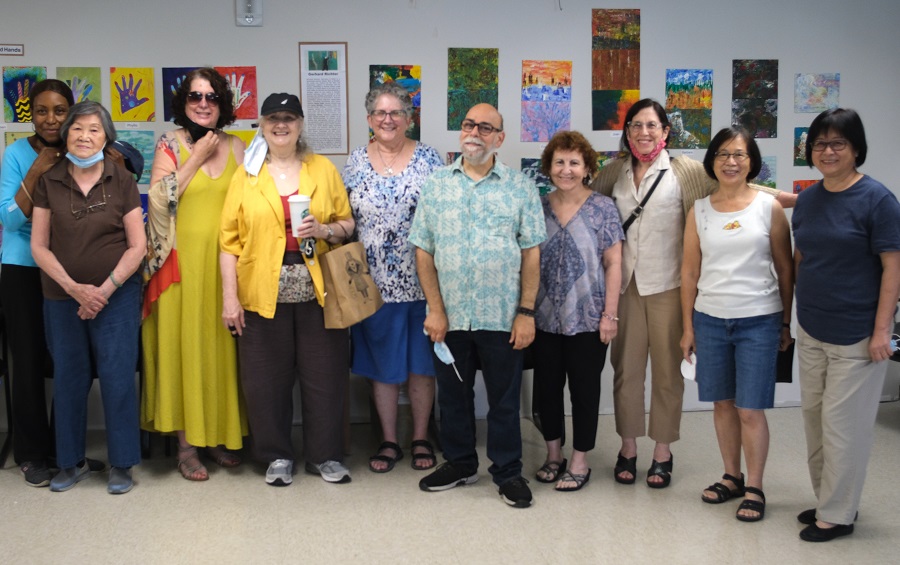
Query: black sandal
736 486 766 522
368 441 403 473
409 439 437 471
535 458 567 483
701 473 745 504
646 454 673 489
614 452 637 485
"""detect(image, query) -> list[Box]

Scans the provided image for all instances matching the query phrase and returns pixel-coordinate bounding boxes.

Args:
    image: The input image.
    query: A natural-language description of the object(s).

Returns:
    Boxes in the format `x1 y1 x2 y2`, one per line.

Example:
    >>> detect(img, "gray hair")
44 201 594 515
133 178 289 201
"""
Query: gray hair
261 114 313 161
364 82 413 117
60 101 117 145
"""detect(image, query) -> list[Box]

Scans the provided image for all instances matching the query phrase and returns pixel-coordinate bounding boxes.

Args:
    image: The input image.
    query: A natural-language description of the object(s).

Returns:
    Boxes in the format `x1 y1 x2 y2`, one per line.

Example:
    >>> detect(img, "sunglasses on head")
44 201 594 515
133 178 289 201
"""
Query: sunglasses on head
187 91 220 105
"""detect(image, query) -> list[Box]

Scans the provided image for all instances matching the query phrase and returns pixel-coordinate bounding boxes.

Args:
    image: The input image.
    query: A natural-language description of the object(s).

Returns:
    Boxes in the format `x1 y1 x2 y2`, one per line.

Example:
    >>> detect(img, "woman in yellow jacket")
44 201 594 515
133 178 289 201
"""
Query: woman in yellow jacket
219 93 355 487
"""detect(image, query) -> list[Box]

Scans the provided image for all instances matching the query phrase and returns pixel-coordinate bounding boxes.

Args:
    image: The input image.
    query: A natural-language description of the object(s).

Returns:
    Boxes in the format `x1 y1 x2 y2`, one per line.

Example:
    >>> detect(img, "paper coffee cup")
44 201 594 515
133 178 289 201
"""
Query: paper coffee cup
287 194 311 237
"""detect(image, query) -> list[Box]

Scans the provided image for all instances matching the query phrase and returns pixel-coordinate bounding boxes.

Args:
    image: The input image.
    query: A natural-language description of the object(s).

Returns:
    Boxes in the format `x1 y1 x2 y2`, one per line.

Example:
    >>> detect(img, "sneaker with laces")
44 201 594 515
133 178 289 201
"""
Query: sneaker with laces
499 476 533 508
419 462 478 492
50 461 92 492
266 459 293 486
20 461 52 487
305 460 351 484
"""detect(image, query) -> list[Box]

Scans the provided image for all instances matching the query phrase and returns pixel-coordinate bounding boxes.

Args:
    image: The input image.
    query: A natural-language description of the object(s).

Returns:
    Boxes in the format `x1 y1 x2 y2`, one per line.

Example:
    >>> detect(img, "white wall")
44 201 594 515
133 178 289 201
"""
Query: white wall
2 0 899 427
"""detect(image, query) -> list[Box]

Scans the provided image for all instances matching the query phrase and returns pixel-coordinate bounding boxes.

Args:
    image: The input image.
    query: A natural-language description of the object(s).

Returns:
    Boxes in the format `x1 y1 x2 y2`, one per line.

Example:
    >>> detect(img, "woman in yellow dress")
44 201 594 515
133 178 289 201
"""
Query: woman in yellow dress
142 68 247 480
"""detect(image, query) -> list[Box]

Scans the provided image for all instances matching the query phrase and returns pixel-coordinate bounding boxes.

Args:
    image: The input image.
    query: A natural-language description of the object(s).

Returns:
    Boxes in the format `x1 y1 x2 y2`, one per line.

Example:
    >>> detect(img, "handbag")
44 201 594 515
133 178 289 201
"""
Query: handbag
320 241 383 329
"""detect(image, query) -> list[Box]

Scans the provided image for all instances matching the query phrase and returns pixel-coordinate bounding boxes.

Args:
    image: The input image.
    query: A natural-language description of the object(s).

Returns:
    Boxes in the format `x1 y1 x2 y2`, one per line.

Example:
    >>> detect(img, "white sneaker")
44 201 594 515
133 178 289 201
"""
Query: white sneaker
266 459 293 486
305 460 351 483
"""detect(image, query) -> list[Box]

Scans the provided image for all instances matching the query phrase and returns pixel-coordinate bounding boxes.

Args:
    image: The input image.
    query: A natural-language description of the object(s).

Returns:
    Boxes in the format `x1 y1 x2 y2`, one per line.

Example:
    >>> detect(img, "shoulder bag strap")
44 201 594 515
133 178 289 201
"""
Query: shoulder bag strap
622 168 667 233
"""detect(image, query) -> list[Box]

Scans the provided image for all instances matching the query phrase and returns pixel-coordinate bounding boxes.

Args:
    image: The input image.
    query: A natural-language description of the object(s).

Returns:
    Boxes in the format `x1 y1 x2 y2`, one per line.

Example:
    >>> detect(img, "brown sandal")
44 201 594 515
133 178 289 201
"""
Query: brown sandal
177 446 209 481
206 446 241 468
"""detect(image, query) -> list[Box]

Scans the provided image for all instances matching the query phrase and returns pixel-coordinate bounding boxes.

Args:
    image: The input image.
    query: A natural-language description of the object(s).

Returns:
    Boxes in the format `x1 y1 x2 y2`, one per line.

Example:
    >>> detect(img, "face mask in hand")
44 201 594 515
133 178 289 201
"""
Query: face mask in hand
433 341 463 382
185 117 215 144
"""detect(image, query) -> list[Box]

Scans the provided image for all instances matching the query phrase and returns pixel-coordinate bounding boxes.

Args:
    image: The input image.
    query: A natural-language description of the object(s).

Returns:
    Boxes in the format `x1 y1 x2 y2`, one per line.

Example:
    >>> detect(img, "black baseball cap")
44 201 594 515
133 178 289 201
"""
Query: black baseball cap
260 93 304 117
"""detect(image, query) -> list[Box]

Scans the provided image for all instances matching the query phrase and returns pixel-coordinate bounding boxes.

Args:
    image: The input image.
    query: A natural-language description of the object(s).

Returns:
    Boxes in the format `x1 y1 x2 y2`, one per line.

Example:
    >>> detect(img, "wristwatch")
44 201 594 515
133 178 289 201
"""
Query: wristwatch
325 224 334 238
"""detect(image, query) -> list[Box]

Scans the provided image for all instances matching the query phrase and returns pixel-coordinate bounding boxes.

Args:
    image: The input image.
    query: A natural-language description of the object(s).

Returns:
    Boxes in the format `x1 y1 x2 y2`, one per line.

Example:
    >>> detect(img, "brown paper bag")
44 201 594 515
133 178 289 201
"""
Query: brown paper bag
320 241 383 329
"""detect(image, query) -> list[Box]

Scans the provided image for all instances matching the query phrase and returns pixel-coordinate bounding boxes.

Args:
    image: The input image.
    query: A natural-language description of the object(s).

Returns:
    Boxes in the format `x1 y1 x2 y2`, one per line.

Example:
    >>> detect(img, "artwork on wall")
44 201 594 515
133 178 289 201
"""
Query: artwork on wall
521 158 553 195
5 131 31 147
447 48 499 130
115 130 155 183
3 66 47 122
793 179 817 194
215 66 258 120
794 73 839 113
665 69 713 149
446 151 461 165
596 151 620 170
110 67 155 122
731 59 777 138
794 127 809 166
57 67 101 103
162 67 199 122
591 9 640 131
520 60 571 142
370 64 422 141
757 156 777 189
298 41 349 154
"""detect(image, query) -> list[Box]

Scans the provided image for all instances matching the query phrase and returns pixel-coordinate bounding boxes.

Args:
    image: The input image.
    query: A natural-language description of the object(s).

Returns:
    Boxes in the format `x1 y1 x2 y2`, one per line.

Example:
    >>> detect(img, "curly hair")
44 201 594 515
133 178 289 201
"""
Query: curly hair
171 68 235 128
364 82 414 117
540 130 598 181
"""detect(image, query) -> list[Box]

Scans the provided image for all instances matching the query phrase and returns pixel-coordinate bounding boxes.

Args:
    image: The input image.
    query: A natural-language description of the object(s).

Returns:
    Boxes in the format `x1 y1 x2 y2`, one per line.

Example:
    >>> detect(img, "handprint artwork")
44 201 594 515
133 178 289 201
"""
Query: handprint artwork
109 66 155 121
215 66 258 119
57 67 101 103
162 66 199 122
3 66 47 122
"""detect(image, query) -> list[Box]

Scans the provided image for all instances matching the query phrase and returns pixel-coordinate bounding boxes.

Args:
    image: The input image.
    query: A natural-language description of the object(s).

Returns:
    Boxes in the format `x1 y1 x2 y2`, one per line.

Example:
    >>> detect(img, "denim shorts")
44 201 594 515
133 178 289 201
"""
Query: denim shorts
693 310 781 409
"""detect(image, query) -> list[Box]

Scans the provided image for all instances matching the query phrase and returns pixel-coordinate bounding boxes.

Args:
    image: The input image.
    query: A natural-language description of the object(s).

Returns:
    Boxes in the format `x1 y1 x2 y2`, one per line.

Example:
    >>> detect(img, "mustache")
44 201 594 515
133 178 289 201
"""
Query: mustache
462 136 485 148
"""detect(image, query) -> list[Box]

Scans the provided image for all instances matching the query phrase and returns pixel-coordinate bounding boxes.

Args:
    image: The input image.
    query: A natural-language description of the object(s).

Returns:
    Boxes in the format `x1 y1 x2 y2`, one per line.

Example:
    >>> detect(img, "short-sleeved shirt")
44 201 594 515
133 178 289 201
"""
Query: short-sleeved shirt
343 142 443 303
409 157 546 332
536 192 624 335
792 175 900 344
33 157 142 300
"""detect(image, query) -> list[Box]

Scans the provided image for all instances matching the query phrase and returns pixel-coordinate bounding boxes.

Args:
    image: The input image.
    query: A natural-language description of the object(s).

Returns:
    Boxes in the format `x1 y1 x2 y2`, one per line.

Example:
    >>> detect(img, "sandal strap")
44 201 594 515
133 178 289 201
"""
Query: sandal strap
614 453 637 473
410 439 434 451
704 482 735 501
722 473 745 488
743 486 766 502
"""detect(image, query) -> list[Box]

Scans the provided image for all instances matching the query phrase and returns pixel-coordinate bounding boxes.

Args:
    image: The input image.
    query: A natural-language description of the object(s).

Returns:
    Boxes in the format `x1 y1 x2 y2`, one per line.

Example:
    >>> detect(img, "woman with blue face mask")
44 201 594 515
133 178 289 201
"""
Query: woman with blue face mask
30 101 146 495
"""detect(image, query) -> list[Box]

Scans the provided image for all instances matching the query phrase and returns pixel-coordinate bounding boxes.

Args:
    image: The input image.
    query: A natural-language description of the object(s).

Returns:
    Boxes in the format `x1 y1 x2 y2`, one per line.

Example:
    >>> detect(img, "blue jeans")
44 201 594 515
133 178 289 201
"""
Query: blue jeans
44 274 142 469
434 330 523 485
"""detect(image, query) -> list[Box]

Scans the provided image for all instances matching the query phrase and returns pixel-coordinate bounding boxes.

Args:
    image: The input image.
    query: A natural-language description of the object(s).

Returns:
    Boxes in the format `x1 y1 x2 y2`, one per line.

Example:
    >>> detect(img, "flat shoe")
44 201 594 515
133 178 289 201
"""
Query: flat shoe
646 454 673 489
108 467 134 495
797 508 857 525
701 473 745 504
535 458 567 483
614 452 637 485
410 439 437 471
736 486 765 522
555 469 591 492
368 441 403 473
800 522 854 542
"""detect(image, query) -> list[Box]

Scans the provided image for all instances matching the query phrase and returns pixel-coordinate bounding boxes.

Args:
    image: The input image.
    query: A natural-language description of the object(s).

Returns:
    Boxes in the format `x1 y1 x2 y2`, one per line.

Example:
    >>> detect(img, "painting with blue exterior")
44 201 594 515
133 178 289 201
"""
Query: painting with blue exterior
521 60 572 142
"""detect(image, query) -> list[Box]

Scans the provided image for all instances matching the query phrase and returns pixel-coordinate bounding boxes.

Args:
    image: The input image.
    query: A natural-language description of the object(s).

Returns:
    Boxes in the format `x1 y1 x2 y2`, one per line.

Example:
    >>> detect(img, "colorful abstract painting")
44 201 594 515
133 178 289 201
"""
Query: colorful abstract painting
793 179 817 194
57 67 101 103
794 127 809 166
597 151 621 171
110 67 155 122
757 156 777 189
115 130 155 184
5 131 31 147
794 73 839 113
592 9 640 131
521 158 553 195
447 48 499 130
732 60 777 138
666 69 713 149
3 66 47 122
521 60 572 142
370 64 422 141
161 67 199 122
215 66 258 120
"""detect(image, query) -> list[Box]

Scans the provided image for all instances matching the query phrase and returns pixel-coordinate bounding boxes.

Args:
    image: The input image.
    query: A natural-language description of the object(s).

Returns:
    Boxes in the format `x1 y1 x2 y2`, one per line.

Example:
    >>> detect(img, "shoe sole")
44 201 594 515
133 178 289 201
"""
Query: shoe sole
24 477 51 488
797 509 857 525
50 469 91 492
266 477 292 487
304 463 351 483
500 493 533 508
419 474 478 492
108 483 134 495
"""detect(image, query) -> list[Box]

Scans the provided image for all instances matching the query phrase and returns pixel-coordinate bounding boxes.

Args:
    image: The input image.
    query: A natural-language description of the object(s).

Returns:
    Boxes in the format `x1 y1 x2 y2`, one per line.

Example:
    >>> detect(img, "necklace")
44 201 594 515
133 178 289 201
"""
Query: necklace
375 141 403 176
268 159 296 180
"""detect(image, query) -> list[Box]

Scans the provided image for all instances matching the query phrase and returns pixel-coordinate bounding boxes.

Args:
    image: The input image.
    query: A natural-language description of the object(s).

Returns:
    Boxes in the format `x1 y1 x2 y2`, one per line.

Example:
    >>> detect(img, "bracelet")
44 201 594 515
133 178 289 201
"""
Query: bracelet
602 312 619 322
20 182 34 204
516 306 536 317
109 271 123 289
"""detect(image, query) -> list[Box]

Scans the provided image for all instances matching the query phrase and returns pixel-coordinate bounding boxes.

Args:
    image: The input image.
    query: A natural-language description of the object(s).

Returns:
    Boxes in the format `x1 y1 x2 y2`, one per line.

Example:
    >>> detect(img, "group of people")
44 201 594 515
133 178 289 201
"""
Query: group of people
1 72 896 543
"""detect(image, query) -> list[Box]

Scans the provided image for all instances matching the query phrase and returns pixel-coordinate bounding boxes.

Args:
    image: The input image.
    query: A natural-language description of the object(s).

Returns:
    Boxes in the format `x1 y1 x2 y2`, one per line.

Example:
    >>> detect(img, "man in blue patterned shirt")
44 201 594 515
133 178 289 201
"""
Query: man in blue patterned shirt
409 103 546 508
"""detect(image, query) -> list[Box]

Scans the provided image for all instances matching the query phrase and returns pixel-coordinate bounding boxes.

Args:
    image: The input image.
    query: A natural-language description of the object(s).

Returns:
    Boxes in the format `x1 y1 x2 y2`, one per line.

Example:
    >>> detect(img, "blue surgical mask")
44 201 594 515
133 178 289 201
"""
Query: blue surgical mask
433 341 455 365
66 145 106 169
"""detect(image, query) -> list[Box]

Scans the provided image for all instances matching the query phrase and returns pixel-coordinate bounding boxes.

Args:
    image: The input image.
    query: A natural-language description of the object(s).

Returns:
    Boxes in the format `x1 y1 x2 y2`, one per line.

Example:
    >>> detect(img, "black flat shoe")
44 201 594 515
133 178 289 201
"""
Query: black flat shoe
797 508 857 525
800 522 854 542
613 452 636 485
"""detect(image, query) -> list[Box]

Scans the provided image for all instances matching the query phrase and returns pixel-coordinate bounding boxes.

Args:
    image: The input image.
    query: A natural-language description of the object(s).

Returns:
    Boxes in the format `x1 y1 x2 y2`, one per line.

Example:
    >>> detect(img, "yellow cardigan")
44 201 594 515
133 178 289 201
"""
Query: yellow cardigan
219 154 352 318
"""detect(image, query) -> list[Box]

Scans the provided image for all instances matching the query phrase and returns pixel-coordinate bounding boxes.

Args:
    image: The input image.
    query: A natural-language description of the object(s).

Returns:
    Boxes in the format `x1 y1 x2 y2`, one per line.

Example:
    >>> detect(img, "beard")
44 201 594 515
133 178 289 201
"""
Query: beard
461 136 494 166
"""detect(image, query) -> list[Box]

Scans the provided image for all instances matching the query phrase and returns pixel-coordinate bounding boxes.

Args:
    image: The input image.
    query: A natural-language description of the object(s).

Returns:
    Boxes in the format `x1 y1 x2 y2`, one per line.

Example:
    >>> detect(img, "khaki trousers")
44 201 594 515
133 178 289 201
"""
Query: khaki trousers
610 281 684 443
797 325 887 525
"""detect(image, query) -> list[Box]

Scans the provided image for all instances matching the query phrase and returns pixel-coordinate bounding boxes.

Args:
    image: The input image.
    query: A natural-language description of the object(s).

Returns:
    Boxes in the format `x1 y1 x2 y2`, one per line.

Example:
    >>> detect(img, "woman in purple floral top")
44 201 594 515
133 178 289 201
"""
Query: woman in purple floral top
342 83 443 473
532 131 624 492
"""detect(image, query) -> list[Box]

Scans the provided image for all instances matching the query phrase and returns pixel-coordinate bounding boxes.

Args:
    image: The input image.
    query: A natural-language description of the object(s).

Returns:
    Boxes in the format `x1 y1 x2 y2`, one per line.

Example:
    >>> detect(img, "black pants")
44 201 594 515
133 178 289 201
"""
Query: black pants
1 265 54 464
532 330 608 452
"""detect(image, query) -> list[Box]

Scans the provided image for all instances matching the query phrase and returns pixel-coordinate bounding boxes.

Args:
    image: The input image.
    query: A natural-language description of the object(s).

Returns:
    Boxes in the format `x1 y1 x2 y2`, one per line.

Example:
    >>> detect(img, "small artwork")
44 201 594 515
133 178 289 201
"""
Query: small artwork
5 131 32 147
597 151 621 171
115 130 155 184
308 51 340 71
592 9 641 50
446 151 461 165
57 67 101 103
215 66 258 120
162 67 199 122
665 69 713 110
592 89 640 131
793 179 817 194
794 73 839 113
370 64 422 141
110 67 155 122
757 156 777 189
447 48 499 130
732 59 778 138
521 158 553 195
668 109 711 149
3 66 47 122
794 127 809 166
521 60 572 142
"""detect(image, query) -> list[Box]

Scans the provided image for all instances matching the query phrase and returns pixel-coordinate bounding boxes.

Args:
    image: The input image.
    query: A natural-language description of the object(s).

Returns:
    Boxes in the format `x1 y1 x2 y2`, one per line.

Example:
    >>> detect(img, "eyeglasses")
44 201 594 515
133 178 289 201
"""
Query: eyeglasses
370 110 407 121
461 119 502 135
627 121 663 133
714 152 750 163
186 91 220 105
70 179 108 220
811 139 848 152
